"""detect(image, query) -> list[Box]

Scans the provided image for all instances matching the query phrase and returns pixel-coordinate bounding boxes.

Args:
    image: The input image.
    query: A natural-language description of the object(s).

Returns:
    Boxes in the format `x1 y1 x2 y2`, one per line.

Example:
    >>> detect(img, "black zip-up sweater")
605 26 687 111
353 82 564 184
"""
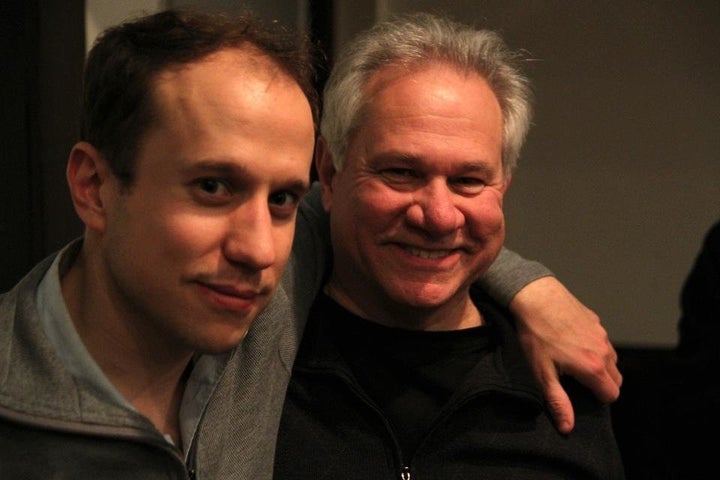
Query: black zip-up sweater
274 289 625 480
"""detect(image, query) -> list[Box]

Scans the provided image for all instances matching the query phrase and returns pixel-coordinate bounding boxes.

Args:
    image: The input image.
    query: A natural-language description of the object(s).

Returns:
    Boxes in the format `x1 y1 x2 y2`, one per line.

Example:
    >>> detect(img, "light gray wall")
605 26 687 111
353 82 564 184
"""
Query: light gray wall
359 0 720 347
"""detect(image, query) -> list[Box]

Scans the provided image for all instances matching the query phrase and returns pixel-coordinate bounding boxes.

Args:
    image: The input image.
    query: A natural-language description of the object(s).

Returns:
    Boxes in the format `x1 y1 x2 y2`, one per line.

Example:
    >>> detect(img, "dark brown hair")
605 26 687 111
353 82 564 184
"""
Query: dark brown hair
81 9 319 185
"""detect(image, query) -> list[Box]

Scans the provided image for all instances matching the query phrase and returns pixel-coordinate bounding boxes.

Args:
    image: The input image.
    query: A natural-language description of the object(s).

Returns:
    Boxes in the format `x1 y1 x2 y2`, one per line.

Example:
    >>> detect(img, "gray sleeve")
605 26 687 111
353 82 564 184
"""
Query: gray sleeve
292 182 330 285
478 247 554 307
274 182 331 340
298 183 330 246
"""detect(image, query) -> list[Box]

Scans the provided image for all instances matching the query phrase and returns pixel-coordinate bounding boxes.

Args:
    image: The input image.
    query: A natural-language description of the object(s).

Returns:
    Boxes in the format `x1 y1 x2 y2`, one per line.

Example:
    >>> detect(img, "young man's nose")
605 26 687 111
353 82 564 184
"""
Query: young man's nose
223 200 276 271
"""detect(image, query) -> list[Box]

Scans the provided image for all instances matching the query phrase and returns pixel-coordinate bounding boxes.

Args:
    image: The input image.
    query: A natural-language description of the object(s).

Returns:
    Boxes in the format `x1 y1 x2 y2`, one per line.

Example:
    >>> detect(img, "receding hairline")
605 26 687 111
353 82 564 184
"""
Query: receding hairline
154 43 301 86
146 44 311 136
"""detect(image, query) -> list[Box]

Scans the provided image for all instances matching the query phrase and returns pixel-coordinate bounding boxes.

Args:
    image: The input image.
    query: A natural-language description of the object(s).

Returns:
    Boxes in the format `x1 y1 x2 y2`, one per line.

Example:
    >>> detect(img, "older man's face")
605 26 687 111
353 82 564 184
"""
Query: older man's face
319 61 509 330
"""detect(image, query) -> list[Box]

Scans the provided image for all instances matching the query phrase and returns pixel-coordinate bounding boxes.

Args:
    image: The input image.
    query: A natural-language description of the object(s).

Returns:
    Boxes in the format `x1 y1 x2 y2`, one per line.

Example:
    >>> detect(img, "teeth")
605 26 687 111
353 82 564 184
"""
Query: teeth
406 247 452 259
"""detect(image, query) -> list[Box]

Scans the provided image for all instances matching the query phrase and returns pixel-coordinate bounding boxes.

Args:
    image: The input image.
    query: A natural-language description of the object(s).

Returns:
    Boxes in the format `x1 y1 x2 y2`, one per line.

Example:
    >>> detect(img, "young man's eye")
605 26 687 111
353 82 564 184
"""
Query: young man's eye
269 191 298 207
269 191 300 218
191 178 233 204
198 178 229 195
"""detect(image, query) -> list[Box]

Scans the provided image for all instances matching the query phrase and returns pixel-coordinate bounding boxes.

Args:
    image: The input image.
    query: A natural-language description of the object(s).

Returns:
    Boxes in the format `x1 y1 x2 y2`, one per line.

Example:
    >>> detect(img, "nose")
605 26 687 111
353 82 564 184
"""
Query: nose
223 197 276 271
405 179 465 236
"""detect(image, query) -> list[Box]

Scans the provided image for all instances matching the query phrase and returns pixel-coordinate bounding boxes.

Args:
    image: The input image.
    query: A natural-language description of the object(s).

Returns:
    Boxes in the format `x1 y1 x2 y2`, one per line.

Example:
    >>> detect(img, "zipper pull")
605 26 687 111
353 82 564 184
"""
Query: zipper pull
400 465 411 480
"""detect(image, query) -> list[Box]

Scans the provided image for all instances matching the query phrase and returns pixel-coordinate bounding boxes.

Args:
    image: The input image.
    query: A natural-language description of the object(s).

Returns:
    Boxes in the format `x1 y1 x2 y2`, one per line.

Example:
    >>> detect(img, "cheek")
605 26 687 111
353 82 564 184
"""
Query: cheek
157 213 221 259
465 194 506 238
332 180 411 248
354 187 408 227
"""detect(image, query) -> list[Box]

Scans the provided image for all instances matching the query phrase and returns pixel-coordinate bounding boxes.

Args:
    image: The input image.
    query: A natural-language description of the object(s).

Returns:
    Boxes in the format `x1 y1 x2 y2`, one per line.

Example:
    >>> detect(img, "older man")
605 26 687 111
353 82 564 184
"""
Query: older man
274 13 625 479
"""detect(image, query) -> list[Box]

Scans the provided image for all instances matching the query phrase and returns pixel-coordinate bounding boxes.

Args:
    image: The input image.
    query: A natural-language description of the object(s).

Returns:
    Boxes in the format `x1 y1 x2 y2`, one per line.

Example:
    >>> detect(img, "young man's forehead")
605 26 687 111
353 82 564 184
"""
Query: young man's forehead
154 45 292 85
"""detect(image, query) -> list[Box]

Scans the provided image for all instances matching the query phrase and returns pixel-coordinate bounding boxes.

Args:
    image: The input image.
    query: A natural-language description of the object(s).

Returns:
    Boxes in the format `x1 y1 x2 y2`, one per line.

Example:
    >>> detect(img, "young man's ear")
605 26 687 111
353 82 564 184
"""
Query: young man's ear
314 136 337 212
66 141 114 233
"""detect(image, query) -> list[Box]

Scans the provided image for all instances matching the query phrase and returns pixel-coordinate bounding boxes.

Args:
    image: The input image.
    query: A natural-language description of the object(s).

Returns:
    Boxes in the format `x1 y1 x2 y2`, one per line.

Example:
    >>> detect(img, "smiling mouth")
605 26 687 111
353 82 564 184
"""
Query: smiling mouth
195 281 266 312
404 246 454 259
207 283 258 298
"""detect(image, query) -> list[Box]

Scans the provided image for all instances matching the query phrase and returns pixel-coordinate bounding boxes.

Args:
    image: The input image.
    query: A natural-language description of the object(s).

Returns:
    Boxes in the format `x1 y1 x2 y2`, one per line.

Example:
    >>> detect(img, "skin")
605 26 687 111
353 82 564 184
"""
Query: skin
512 276 621 433
318 61 509 331
62 47 315 443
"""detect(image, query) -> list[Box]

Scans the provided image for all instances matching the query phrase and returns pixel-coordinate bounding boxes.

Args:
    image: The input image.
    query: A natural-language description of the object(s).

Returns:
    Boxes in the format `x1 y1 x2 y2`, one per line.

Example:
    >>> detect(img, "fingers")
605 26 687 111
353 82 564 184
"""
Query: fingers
591 340 623 402
543 378 575 435
566 353 622 404
607 345 623 390
608 358 623 394
531 358 576 434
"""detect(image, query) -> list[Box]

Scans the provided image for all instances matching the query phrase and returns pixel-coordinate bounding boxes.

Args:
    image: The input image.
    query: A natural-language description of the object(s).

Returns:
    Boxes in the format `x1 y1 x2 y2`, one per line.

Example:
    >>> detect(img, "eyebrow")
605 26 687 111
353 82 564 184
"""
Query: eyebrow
181 159 240 175
182 159 310 192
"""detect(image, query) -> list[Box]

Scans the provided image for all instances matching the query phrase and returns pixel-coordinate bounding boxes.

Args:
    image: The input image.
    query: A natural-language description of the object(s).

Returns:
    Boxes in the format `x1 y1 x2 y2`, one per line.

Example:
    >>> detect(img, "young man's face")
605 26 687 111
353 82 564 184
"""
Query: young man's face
100 48 315 354
320 62 509 329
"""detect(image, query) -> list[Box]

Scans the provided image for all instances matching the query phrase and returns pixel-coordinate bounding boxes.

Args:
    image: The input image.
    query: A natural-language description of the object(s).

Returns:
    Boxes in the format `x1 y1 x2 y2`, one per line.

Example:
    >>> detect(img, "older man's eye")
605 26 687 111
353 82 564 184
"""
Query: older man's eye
451 176 486 194
381 168 419 180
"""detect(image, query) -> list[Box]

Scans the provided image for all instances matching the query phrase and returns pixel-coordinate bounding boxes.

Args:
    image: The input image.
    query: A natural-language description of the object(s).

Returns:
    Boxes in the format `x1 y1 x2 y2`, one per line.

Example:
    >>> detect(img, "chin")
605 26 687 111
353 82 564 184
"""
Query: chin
193 326 251 355
393 290 454 310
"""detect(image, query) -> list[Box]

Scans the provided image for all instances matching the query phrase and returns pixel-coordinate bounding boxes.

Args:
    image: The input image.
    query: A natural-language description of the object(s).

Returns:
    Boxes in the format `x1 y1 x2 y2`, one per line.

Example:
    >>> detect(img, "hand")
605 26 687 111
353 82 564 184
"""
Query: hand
509 276 622 434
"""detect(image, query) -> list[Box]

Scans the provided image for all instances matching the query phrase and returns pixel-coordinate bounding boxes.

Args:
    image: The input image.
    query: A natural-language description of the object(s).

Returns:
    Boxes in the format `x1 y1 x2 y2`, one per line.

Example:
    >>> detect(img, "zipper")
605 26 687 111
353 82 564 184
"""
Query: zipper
0 404 190 477
319 368 414 480
322 371 535 480
183 349 235 479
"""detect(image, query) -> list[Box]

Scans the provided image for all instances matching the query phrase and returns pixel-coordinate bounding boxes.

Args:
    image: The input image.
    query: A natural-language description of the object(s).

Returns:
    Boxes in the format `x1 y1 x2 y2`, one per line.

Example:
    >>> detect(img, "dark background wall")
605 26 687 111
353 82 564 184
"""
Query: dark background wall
1 0 84 292
2 0 718 349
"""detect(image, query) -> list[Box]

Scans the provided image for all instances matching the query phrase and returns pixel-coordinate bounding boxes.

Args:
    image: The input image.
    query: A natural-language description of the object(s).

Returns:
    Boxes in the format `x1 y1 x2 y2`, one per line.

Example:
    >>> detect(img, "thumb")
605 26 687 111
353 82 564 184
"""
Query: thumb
544 379 575 435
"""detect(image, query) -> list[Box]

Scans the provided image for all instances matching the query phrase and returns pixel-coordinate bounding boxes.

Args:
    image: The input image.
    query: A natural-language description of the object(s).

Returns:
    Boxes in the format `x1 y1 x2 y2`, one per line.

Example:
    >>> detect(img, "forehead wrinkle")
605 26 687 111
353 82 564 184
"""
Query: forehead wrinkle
360 68 500 133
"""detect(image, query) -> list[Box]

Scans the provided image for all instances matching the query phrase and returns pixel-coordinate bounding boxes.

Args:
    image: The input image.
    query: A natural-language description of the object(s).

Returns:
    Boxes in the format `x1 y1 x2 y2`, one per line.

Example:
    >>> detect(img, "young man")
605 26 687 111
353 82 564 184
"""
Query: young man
0 10 317 478
274 13 625 479
0 9 619 479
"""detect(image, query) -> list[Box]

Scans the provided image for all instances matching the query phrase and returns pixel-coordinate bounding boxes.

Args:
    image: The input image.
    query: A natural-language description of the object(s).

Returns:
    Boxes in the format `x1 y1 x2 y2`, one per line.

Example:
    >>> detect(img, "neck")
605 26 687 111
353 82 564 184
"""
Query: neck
61 246 192 446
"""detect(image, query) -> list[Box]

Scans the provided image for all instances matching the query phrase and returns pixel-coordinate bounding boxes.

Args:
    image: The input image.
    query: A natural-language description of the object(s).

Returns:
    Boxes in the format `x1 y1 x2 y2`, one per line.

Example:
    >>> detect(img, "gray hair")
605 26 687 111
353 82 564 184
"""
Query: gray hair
320 12 533 177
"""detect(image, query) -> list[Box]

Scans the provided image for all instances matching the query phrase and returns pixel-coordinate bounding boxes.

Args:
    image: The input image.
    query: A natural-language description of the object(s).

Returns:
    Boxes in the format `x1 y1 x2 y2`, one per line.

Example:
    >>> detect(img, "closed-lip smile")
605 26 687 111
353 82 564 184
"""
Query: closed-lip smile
204 282 259 298
195 281 265 312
